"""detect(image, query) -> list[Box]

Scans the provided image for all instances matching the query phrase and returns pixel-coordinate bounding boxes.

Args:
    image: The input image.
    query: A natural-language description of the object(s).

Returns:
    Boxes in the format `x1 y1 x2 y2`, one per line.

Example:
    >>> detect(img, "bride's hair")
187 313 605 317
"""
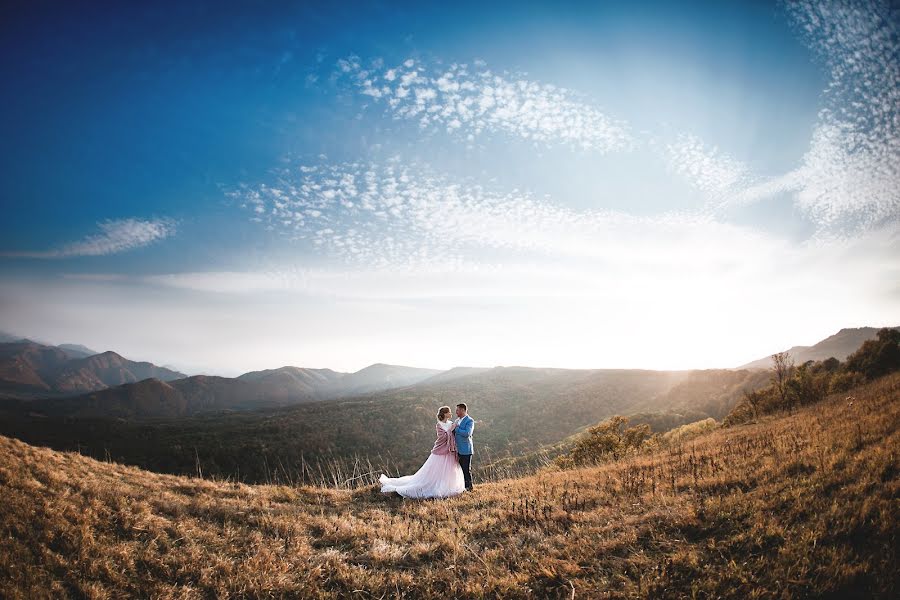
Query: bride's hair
437 406 451 421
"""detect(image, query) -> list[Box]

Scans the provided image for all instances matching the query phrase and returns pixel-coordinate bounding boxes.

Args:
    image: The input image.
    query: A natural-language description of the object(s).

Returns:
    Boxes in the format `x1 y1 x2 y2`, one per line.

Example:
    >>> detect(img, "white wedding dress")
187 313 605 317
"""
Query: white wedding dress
380 420 466 499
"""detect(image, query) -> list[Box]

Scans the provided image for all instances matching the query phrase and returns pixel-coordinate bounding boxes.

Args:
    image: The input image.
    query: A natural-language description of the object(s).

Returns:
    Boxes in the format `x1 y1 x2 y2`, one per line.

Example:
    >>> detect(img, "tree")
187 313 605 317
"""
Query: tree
786 362 827 407
771 351 795 410
844 328 900 380
743 388 766 421
814 357 841 374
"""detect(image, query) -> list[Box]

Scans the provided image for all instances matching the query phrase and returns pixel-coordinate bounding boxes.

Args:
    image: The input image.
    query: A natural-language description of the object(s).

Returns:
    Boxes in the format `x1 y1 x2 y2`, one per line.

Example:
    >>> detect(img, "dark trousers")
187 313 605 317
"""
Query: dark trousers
458 453 473 490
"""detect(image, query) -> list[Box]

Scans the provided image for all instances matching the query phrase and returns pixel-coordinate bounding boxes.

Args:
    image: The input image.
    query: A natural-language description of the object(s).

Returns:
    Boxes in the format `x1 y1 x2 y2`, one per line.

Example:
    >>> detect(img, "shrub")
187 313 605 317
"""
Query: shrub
555 416 650 469
828 370 865 394
660 417 718 444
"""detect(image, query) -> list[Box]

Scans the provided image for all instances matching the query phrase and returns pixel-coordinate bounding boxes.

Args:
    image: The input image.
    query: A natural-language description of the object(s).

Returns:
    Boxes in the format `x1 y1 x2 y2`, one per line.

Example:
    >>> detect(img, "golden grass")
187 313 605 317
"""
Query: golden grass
1 374 898 599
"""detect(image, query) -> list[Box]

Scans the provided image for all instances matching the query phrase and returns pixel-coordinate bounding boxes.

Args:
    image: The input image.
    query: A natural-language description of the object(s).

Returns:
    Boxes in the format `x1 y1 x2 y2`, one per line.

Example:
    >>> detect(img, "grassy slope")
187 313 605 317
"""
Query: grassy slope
1 374 897 599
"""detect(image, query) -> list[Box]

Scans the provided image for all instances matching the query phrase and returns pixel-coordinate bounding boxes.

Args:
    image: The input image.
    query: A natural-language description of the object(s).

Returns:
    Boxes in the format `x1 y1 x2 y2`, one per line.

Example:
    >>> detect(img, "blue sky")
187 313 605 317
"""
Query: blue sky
0 0 897 375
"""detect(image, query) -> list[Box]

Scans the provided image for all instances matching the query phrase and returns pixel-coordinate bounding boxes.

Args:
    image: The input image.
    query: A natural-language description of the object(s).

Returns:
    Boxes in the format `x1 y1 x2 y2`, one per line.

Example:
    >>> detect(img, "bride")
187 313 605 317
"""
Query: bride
379 405 466 499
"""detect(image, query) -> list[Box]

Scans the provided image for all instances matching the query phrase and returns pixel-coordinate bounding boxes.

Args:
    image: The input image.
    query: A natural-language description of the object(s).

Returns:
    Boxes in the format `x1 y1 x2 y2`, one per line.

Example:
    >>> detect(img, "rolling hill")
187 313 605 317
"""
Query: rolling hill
1 373 896 598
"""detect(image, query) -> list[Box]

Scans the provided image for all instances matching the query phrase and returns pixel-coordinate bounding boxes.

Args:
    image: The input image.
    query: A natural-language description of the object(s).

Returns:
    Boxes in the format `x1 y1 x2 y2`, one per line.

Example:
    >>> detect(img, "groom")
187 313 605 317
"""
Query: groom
454 403 475 491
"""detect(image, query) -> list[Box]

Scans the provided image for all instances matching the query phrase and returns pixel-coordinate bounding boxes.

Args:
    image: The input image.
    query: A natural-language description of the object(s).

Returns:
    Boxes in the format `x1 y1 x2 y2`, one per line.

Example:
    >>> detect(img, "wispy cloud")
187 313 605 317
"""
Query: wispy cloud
332 1 900 239
231 1 900 273
1 218 176 258
231 159 737 269
337 56 633 153
662 133 756 202
720 0 900 235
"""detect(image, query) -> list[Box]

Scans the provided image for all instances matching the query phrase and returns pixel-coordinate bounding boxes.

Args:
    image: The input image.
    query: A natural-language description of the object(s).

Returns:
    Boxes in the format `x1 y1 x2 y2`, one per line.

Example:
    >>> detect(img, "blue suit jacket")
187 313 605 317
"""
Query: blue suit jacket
454 414 474 455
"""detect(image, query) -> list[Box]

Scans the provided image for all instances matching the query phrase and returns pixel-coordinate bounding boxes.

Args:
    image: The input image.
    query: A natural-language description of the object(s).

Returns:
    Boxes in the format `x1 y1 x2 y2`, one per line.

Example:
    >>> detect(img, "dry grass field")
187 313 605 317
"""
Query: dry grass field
1 373 897 598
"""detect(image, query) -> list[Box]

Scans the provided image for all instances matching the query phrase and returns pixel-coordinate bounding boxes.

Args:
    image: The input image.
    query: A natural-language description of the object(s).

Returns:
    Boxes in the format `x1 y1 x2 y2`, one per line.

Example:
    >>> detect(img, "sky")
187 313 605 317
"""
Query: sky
0 0 897 376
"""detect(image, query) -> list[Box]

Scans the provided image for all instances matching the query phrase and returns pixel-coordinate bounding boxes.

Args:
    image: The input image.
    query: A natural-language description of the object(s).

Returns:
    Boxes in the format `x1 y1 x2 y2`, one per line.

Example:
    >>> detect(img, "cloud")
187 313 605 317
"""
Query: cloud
1 218 176 259
659 1 899 238
338 57 633 153
234 159 743 269
331 2 900 239
57 220 898 318
662 133 756 201
783 0 900 234
142 271 298 294
230 2 900 275
227 151 899 360
714 0 900 235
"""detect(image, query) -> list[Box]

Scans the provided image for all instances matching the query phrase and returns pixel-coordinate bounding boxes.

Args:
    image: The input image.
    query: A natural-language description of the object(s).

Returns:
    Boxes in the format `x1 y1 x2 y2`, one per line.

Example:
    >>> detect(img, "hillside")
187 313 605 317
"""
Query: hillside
0 341 186 399
739 327 898 370
0 366 769 484
480 368 770 477
0 341 71 392
1 373 896 598
649 368 770 420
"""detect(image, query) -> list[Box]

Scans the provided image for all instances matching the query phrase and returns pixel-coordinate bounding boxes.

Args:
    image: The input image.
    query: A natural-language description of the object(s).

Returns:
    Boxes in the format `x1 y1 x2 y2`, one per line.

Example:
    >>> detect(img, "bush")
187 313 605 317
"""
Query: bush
555 416 650 469
828 371 866 394
659 418 718 444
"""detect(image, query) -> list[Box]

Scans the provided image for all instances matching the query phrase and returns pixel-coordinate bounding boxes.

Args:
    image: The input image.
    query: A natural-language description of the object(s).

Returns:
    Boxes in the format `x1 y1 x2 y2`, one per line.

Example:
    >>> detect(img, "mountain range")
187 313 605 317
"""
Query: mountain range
12 363 443 419
0 336 445 416
0 326 893 421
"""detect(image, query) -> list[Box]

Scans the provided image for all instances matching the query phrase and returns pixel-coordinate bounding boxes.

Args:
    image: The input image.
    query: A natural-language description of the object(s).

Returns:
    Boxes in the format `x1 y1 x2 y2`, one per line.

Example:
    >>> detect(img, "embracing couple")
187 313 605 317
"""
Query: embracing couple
379 403 474 498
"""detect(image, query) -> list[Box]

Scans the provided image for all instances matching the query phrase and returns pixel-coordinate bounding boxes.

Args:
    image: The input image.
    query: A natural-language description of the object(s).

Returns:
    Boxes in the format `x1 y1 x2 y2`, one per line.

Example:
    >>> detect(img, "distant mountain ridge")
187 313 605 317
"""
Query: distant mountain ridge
738 327 899 370
2 325 892 420
6 359 446 418
57 343 99 358
0 341 186 399
331 363 443 396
